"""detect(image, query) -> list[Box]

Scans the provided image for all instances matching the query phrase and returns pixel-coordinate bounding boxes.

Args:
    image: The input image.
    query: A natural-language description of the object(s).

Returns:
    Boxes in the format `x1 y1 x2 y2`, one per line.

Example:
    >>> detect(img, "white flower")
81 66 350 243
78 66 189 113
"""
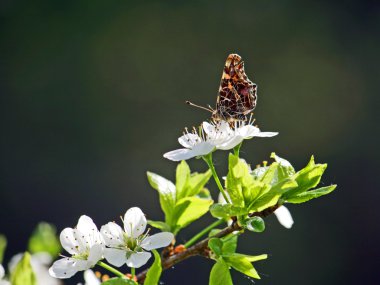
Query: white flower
49 215 104 279
163 131 215 161
274 206 294 229
204 120 278 151
101 207 174 268
163 120 278 161
83 270 101 285
0 264 10 285
9 252 62 285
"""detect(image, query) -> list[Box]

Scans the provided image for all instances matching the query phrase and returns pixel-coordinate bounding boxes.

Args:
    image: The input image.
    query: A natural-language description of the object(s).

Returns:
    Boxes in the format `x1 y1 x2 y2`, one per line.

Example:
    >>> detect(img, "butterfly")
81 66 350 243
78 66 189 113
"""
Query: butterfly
187 53 257 122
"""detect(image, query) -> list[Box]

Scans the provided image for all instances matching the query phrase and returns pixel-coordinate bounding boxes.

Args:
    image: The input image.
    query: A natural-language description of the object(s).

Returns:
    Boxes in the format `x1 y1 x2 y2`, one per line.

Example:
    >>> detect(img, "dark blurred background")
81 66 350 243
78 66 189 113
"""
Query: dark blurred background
1 0 379 284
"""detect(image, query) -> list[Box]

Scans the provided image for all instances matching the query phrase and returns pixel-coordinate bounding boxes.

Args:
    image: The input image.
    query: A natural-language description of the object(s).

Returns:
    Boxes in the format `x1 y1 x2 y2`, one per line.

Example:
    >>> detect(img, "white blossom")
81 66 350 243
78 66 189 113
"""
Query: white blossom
49 216 104 279
163 131 215 161
164 120 278 161
9 252 61 285
101 207 174 268
0 264 10 285
274 206 294 229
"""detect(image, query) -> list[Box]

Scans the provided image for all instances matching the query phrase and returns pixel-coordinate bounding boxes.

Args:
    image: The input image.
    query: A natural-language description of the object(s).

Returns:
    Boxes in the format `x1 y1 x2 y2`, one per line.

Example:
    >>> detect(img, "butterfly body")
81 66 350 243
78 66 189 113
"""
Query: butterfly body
212 54 257 122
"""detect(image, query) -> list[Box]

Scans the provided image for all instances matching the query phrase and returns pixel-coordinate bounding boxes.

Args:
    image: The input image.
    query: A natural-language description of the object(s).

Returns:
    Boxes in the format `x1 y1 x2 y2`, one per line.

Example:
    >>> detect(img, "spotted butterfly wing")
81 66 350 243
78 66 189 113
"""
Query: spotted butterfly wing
212 54 257 122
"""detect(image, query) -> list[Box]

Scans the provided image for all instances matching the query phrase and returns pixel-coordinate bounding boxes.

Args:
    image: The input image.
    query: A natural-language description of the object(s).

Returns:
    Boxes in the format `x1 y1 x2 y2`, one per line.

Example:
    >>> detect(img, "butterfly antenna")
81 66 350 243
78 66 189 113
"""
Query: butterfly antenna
186 101 213 113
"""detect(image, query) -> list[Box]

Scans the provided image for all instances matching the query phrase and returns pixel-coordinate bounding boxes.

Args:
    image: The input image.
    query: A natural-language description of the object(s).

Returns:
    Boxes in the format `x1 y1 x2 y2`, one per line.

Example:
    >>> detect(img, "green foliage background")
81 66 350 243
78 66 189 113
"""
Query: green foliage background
0 0 378 284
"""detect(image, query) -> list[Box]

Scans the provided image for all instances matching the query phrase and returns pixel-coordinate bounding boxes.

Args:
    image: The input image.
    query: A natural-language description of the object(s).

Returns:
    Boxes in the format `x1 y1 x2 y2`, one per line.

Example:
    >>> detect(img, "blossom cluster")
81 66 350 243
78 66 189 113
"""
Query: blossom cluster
49 207 174 279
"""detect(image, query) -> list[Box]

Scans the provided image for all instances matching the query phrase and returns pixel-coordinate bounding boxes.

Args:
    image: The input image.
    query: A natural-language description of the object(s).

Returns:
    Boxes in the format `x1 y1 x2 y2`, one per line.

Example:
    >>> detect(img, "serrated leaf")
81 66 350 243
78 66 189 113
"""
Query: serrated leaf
173 197 213 234
286 185 337 203
175 160 191 200
209 259 233 285
147 171 176 225
144 249 162 285
28 222 61 257
249 179 298 212
209 203 246 219
147 220 171 232
10 252 37 285
102 278 138 284
283 156 327 199
0 234 6 264
223 255 261 279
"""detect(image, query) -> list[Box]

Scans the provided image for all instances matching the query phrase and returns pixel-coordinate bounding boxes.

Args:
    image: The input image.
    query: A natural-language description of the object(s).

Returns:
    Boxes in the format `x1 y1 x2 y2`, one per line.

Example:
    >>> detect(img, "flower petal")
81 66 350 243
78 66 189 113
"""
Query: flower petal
84 269 101 285
274 206 294 229
126 252 151 268
76 216 103 247
101 222 124 247
190 141 215 156
60 228 81 255
48 257 87 279
202 121 216 137
103 248 127 267
253 131 278 137
87 244 104 266
163 149 196 161
216 135 244 150
124 207 147 239
178 133 202 148
141 232 174 251
0 264 4 279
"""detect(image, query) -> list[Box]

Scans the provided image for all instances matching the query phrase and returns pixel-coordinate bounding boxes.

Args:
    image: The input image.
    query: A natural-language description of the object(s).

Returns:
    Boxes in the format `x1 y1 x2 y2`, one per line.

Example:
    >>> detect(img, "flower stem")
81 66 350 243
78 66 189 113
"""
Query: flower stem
203 153 231 204
131 267 136 279
97 261 125 278
184 219 224 248
233 142 242 157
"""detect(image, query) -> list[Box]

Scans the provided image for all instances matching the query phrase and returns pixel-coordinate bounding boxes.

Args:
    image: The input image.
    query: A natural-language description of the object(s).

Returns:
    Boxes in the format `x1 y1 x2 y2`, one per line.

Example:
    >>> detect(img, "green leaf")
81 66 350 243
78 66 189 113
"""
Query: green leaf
144 249 162 285
230 253 268 262
10 252 37 285
176 161 212 200
0 234 7 264
102 278 138 285
283 156 327 199
260 162 280 186
226 154 254 207
147 220 171 232
209 259 233 285
286 185 337 203
208 238 224 257
249 179 298 212
175 160 191 200
245 216 265 233
270 152 295 178
27 222 61 257
223 255 261 279
173 197 213 234
221 232 239 255
209 203 246 219
147 171 176 225
187 170 212 197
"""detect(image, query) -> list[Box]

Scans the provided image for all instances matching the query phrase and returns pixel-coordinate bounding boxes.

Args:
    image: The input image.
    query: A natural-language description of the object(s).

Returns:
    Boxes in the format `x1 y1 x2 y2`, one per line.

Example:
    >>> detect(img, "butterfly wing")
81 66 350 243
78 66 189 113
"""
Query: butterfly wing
214 54 257 122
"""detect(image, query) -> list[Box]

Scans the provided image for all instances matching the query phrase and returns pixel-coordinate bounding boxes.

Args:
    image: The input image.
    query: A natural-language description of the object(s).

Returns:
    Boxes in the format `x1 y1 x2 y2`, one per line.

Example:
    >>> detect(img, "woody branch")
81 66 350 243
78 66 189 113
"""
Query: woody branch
136 204 280 283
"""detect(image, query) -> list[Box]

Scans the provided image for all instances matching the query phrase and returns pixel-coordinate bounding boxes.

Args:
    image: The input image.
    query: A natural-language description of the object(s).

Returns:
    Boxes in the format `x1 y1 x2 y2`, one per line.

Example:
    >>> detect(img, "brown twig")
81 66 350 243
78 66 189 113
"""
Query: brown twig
136 204 279 283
